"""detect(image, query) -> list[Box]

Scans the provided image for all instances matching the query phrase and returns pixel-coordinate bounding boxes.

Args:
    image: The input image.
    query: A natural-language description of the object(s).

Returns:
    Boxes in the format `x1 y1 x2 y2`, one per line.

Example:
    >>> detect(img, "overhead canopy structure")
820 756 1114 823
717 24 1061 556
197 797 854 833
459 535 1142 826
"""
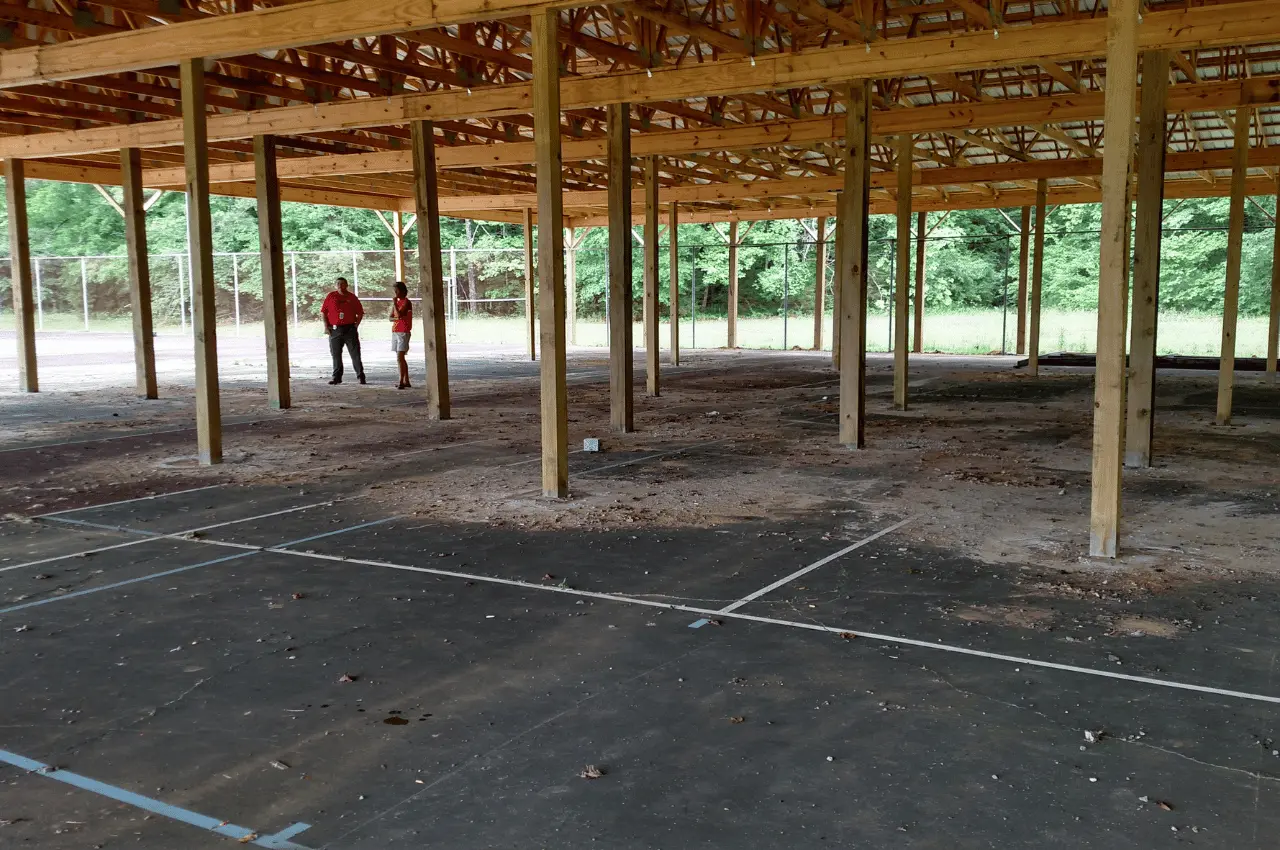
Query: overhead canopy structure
2 0 1279 560
0 0 1277 223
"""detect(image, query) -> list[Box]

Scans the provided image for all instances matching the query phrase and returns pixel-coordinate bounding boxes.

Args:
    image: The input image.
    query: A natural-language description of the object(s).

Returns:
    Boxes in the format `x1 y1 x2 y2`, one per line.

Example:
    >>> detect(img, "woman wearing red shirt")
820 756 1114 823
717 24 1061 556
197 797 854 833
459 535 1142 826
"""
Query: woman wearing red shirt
389 281 413 389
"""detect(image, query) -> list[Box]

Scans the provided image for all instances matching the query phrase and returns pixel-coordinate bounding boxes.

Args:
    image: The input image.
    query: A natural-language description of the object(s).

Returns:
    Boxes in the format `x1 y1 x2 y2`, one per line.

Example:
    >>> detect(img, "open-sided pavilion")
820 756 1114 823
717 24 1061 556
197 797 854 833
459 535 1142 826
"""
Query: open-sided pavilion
3 0 1280 562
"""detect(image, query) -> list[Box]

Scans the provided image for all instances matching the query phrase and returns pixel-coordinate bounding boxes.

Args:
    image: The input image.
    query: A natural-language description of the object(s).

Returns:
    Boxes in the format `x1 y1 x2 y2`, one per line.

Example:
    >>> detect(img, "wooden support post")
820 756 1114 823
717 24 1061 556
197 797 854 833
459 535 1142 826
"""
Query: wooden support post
182 58 222 466
5 158 36 393
1089 0 1139 558
913 210 926 353
566 224 577 345
727 221 739 349
412 120 451 421
121 148 158 400
607 102 634 433
1016 206 1031 354
644 156 660 396
1029 179 1048 376
1270 169 1280 377
832 197 844 369
392 211 406 282
669 201 680 366
254 136 290 410
1217 106 1250 426
1124 50 1170 468
532 10 568 497
523 206 536 361
894 134 912 410
839 81 872 448
814 215 827 351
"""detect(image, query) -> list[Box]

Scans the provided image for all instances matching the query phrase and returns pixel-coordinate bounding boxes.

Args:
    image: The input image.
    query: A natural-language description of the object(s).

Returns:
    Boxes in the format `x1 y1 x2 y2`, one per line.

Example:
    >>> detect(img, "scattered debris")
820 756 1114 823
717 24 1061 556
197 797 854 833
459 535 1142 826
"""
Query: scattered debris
839 632 857 640
269 760 290 771
541 574 555 581
729 716 746 724
383 716 410 726
338 673 358 683
1158 801 1174 812
583 438 601 452
33 574 51 581
1084 730 1103 744
238 832 258 844
579 765 605 779
291 592 306 600
13 625 30 633
2 512 33 524
707 619 724 627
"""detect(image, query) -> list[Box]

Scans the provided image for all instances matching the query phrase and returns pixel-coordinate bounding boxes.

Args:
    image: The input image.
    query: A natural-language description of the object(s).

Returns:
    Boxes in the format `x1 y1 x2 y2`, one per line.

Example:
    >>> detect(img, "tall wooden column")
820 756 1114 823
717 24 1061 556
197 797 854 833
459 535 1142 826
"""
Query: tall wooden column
813 215 827 350
1270 170 1280 377
121 149 158 400
182 58 222 465
894 134 912 410
1089 0 1139 558
606 102 634 433
1016 206 1031 354
1028 179 1048 376
254 135 290 410
839 81 872 448
643 156 660 396
669 201 680 366
413 120 450 421
523 206 536 361
727 221 739 348
1124 50 1169 468
913 210 926 353
532 10 567 497
1217 107 1250 426
392 211 407 282
5 159 36 393
832 196 844 370
565 224 577 345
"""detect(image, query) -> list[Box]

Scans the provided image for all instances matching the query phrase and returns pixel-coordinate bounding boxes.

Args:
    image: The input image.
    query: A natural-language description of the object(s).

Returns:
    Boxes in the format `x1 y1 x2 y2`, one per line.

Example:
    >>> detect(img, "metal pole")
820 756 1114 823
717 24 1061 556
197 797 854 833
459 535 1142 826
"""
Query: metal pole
352 251 359 295
80 257 89 330
289 252 298 328
232 254 240 335
449 248 458 322
176 254 185 333
783 245 789 350
887 239 895 352
34 259 43 330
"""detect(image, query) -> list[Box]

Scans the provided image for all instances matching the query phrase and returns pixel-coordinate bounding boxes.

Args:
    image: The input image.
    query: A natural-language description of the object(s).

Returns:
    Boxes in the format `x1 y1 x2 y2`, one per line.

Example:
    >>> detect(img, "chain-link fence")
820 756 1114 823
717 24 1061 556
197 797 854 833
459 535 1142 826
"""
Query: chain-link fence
0 225 1274 358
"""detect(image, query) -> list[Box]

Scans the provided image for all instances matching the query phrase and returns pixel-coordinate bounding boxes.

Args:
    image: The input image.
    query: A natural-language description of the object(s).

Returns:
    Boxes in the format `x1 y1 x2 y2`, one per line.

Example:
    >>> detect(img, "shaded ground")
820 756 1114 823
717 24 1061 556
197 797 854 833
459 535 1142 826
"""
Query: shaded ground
0 345 1278 848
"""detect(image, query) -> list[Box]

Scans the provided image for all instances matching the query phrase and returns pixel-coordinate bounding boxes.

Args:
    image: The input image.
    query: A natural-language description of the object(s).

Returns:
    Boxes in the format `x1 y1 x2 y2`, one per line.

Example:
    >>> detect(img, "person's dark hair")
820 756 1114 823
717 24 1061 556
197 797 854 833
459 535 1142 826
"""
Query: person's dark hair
336 277 349 285
394 281 408 297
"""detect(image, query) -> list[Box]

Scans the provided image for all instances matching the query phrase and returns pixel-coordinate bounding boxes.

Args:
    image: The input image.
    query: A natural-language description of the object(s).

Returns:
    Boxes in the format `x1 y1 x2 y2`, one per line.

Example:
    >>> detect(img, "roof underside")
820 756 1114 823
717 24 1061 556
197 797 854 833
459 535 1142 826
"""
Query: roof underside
1 0 1278 224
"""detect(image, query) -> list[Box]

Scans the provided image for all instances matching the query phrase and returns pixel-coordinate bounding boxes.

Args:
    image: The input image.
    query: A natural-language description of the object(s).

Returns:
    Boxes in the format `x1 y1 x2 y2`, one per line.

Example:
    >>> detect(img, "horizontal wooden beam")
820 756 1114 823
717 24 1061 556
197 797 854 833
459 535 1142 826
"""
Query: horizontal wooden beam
0 0 579 88
125 72 1280 188
4 6 1280 161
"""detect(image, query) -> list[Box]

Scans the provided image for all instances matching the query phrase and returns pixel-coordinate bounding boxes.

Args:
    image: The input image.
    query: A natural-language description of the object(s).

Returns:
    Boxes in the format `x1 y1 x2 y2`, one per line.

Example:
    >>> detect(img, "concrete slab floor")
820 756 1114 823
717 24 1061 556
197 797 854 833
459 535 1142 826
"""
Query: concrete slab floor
0 348 1278 848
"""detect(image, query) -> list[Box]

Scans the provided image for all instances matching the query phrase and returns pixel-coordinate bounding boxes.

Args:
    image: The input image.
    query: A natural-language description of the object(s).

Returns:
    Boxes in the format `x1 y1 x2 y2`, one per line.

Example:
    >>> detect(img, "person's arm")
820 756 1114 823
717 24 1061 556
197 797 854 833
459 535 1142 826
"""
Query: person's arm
321 293 333 334
353 296 364 326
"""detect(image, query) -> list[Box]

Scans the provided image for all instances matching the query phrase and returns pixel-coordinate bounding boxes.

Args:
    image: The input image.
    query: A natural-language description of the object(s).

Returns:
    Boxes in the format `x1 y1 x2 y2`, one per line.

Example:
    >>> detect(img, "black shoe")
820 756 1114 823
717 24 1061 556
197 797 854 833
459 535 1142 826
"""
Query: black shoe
358 375 367 385
328 379 342 385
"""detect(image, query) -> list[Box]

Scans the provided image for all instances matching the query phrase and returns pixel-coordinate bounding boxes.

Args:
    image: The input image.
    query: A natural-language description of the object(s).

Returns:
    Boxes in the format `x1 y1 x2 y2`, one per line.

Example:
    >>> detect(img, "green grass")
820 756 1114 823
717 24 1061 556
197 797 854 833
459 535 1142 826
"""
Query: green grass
0 309 1273 358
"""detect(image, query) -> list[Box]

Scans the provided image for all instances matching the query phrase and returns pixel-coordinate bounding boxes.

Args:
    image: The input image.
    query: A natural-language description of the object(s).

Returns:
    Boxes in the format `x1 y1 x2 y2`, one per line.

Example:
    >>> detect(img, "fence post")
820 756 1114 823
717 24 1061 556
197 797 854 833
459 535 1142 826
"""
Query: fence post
232 254 240 335
690 249 697 349
177 254 186 332
782 245 789 350
80 257 89 331
34 258 43 330
449 247 458 323
289 252 298 328
351 251 359 295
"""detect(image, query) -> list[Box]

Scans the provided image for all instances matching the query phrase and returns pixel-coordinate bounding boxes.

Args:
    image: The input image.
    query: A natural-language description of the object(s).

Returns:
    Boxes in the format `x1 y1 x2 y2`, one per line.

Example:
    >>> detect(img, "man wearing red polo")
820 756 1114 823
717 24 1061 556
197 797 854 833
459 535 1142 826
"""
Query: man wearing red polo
320 276 366 385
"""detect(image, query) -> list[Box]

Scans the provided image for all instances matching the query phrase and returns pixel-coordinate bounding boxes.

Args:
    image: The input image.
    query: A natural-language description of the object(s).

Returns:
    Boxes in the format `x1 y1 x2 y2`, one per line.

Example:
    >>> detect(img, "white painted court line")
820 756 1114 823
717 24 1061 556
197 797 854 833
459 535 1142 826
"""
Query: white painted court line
688 518 913 628
577 439 727 477
37 484 227 517
398 437 498 458
160 538 1280 707
0 499 349 574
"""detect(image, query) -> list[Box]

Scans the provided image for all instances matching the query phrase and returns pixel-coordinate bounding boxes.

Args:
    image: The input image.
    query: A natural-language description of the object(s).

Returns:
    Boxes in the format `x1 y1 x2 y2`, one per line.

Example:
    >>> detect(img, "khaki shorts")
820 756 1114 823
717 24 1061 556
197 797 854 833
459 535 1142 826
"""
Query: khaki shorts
391 332 410 353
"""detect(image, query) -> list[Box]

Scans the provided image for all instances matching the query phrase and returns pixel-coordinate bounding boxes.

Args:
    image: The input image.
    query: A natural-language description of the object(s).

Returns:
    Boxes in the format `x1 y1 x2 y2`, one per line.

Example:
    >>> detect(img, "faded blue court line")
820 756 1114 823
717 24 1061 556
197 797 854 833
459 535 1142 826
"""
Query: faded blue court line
0 749 312 849
0 516 396 616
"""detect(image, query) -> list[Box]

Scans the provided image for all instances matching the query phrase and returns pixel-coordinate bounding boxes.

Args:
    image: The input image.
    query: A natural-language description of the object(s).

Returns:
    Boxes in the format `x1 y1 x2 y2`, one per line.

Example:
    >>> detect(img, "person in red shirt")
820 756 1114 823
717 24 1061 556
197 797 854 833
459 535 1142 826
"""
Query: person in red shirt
320 277 365 385
388 281 413 389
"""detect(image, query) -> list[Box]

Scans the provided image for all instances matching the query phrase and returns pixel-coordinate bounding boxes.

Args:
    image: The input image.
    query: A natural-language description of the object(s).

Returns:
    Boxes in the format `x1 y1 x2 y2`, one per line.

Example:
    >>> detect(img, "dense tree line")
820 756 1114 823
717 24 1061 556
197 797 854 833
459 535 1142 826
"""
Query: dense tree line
0 178 1275 324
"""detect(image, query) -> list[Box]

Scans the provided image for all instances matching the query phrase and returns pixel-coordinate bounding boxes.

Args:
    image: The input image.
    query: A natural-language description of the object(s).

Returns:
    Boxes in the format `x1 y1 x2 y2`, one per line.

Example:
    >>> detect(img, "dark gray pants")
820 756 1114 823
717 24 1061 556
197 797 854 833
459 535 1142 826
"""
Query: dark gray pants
329 324 364 381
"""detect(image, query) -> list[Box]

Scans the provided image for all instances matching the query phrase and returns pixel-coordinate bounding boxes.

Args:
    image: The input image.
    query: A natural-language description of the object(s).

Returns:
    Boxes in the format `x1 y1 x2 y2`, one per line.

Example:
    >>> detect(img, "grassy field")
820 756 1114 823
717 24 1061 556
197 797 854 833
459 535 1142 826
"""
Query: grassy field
0 309 1273 358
